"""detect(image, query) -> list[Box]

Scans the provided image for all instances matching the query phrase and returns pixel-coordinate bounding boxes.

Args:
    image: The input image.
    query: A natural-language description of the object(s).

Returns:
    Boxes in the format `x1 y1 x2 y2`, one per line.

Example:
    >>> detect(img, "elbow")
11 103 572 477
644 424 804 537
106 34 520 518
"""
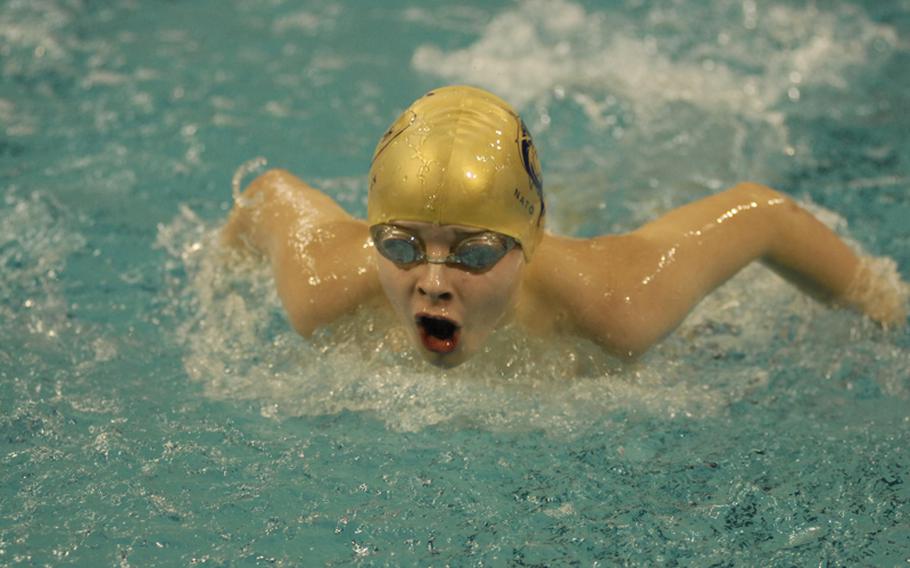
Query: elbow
281 292 322 338
253 168 293 187
730 181 788 204
236 168 288 202
593 321 660 361
240 168 297 201
611 333 658 361
286 294 349 339
731 181 773 193
610 343 650 362
589 298 685 361
731 182 802 216
288 307 322 338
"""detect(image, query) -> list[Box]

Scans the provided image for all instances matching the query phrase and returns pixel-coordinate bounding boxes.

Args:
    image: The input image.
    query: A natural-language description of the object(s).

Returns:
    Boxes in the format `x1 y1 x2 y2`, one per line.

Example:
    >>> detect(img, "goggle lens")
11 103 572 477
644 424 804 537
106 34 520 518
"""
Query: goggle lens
370 224 517 272
377 234 422 265
455 237 510 270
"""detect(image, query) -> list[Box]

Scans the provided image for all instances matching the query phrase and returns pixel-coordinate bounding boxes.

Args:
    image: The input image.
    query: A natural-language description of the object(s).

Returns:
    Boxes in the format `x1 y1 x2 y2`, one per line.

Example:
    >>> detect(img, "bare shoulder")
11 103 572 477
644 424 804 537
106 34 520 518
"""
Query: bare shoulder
272 216 382 336
521 231 655 357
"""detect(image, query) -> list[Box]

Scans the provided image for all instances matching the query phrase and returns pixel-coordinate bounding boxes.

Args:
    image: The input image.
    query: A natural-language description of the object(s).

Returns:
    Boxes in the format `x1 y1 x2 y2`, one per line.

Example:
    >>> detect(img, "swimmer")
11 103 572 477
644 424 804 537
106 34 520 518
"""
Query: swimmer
222 85 906 367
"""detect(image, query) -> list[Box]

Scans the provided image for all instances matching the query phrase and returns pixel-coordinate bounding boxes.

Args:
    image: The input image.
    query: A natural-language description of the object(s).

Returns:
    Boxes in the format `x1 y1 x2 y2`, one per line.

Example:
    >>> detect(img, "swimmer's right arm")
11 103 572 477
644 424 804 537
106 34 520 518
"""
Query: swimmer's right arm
222 169 350 252
222 169 382 335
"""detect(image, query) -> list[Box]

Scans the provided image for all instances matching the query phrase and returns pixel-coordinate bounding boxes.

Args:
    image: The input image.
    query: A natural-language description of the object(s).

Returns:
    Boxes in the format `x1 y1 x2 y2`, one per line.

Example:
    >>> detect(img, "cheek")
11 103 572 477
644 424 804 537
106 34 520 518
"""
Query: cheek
476 280 518 317
376 258 412 306
463 261 523 324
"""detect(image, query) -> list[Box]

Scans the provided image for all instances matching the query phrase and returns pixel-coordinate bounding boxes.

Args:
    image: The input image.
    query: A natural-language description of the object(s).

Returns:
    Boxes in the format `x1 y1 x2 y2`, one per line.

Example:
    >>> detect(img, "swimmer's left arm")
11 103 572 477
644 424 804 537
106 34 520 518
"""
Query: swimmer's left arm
533 182 905 358
623 182 905 351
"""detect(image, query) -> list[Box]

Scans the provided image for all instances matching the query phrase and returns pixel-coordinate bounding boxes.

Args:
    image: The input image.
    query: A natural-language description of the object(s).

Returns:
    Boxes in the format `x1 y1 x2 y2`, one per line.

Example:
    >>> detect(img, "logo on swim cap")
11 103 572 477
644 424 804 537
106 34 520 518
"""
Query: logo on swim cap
372 110 416 165
519 120 544 224
520 120 543 193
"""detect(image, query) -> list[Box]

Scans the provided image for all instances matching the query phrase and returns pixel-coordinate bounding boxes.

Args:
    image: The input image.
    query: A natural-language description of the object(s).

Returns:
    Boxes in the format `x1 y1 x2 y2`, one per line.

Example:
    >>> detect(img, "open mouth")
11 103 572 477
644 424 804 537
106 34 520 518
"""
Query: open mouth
416 314 460 354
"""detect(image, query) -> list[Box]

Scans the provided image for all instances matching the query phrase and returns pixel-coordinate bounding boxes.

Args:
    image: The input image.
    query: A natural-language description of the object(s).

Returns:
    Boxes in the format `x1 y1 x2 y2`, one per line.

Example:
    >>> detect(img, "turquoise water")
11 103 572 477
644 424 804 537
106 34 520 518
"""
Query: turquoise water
2 0 909 565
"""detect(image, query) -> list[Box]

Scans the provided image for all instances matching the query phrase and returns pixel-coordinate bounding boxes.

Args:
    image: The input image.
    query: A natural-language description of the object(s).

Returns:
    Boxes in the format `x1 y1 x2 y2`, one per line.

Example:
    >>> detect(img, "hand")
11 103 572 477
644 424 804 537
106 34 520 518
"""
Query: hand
842 256 909 328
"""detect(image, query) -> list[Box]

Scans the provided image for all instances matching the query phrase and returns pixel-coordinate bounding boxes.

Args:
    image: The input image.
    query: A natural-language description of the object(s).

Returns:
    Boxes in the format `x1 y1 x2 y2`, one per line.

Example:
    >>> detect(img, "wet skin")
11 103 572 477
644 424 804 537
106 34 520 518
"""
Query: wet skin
374 222 525 367
222 169 906 366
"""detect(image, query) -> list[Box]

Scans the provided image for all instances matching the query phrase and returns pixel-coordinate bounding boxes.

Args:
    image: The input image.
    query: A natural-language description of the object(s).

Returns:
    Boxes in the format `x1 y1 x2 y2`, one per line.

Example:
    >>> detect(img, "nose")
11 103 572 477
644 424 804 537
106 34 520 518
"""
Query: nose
416 263 454 302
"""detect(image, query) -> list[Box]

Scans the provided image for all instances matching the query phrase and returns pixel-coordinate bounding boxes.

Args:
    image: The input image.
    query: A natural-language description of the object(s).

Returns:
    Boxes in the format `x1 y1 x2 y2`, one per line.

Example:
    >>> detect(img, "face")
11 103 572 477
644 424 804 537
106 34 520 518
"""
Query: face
374 221 525 367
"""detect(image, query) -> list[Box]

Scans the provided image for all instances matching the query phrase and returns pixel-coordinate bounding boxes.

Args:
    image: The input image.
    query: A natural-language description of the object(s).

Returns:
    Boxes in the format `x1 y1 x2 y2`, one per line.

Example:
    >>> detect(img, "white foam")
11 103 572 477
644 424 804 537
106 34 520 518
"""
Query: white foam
0 191 85 342
0 0 73 64
411 0 898 188
412 0 896 117
272 4 341 34
402 6 491 34
272 11 321 34
159 199 907 436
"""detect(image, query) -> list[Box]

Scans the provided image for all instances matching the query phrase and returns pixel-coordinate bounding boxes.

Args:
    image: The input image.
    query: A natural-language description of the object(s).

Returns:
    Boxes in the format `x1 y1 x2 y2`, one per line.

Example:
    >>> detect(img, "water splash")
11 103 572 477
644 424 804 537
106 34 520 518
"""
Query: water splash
231 157 268 206
157 199 907 435
0 190 85 343
412 0 897 117
411 0 899 188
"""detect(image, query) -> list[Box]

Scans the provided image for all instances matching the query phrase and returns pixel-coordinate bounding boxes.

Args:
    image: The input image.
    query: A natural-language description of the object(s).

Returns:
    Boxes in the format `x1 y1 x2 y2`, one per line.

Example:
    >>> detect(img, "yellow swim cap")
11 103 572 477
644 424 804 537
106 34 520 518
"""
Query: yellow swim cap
368 85 545 259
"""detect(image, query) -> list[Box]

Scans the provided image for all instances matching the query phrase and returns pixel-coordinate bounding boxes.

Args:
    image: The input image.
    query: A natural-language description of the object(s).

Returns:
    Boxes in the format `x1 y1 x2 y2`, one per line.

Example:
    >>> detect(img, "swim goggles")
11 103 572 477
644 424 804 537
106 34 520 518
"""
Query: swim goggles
369 223 518 273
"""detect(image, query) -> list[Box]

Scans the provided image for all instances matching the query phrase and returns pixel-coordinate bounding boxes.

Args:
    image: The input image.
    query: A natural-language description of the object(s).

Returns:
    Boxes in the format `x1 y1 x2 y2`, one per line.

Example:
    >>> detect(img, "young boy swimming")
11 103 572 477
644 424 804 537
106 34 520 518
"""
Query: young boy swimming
222 85 906 367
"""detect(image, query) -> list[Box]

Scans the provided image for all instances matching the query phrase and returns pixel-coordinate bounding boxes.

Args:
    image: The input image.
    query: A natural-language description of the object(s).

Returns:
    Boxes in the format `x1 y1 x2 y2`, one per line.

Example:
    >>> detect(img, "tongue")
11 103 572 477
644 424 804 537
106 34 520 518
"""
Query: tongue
422 332 457 353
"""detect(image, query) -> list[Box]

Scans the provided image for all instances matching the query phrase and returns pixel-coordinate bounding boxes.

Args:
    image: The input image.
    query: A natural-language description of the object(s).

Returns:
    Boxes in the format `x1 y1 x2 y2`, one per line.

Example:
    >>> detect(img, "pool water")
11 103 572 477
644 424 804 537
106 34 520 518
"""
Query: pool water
2 0 909 565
